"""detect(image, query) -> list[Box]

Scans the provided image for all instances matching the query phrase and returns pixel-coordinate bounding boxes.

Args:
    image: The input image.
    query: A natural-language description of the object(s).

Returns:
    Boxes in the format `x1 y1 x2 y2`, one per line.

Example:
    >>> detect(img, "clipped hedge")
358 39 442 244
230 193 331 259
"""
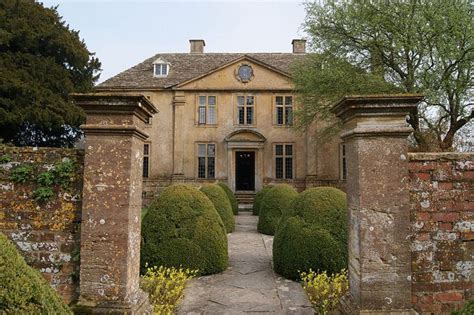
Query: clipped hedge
273 217 344 280
257 184 298 235
273 187 348 280
0 233 71 314
141 184 228 275
201 184 235 233
218 182 238 215
252 185 273 215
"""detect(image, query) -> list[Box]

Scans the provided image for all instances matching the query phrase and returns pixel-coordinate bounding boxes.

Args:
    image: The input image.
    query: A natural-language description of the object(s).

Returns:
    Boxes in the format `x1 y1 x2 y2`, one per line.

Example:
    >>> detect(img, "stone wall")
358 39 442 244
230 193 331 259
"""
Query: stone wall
0 146 84 304
409 152 473 313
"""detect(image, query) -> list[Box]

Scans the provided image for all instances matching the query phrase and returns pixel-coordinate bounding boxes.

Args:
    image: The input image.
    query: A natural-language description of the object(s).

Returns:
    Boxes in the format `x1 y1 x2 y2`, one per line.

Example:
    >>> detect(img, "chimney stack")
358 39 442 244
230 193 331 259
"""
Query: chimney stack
292 39 306 54
189 39 205 53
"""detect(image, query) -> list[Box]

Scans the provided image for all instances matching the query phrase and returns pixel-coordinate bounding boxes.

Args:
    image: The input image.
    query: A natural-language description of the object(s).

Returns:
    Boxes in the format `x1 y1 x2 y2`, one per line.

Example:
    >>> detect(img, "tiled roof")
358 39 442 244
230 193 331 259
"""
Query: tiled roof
97 53 307 89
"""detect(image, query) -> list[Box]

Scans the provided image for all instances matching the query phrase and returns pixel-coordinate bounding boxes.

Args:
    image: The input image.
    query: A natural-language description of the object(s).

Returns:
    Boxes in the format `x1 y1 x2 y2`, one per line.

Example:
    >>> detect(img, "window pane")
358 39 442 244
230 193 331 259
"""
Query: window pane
154 64 160 76
246 96 254 106
199 96 206 106
285 145 293 156
208 157 215 179
208 144 215 156
276 157 283 179
198 157 206 178
208 107 216 124
285 158 293 179
238 107 245 124
198 106 206 124
276 96 283 106
162 64 167 75
208 96 216 106
285 96 293 106
144 144 149 155
143 157 149 178
198 144 206 156
237 96 245 106
277 107 284 125
342 144 346 156
275 145 283 156
285 107 293 125
246 107 253 124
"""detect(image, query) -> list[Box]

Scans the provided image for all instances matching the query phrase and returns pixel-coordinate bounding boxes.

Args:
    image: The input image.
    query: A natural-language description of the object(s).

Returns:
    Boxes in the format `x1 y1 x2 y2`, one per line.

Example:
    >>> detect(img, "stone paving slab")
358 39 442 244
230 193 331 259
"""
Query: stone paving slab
177 212 313 314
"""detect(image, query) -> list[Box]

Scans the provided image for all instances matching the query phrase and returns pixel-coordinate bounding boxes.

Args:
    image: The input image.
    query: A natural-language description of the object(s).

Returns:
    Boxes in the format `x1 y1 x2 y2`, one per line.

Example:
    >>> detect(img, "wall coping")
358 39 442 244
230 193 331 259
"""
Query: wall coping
0 146 84 155
408 152 474 161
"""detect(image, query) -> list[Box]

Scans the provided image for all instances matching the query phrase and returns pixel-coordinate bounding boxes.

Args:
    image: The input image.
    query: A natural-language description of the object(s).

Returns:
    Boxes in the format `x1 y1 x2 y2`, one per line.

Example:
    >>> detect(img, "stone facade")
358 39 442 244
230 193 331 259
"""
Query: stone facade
0 147 83 304
96 40 344 202
409 152 473 313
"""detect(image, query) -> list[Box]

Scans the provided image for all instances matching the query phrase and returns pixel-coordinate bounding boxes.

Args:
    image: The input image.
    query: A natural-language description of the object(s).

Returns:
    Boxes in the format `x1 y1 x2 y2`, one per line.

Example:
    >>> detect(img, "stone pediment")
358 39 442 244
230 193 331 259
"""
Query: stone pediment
225 129 266 143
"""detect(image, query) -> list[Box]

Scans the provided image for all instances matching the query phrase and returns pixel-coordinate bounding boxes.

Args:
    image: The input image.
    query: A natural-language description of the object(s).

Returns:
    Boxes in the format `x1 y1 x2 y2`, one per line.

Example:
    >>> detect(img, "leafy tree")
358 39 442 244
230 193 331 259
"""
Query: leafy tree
0 0 101 147
298 0 473 151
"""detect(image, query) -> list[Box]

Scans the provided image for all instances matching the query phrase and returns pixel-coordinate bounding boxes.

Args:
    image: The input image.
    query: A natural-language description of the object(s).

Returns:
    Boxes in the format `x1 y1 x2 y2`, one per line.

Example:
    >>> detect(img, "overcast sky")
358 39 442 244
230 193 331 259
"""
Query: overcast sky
41 0 307 83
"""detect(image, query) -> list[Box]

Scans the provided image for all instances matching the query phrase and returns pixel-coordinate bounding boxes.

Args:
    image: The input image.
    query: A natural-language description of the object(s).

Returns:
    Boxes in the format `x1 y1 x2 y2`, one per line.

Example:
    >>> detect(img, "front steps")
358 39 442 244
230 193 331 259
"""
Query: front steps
235 191 255 212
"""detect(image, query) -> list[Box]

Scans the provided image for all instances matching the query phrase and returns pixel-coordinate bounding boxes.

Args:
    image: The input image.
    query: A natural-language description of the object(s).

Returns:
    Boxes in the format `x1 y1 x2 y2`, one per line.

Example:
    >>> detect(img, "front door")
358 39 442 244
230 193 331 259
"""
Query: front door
235 151 255 191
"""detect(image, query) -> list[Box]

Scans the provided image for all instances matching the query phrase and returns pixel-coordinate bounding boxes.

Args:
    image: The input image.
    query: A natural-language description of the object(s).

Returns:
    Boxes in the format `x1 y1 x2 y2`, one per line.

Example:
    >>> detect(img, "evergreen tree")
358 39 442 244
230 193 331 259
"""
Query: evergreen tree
0 0 101 147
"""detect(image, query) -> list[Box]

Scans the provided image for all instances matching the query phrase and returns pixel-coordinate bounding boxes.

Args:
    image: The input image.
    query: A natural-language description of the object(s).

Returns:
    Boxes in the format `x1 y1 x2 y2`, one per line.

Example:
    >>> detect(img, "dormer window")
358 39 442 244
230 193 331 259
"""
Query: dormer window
152 57 170 77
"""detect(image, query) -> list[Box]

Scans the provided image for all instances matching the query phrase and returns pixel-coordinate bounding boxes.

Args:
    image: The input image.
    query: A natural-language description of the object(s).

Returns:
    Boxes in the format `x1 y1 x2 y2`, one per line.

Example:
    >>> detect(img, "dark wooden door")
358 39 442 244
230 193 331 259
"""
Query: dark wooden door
235 151 255 191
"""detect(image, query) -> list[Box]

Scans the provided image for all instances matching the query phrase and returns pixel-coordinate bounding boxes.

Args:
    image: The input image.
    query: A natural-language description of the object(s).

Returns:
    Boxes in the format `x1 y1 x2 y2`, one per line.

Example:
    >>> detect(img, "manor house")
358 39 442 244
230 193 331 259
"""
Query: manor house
96 40 344 203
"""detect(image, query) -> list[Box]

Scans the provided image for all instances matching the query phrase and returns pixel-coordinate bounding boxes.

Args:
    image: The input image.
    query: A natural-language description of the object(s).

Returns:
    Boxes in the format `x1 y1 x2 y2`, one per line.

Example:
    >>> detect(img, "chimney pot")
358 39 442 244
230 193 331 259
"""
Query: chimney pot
189 39 205 53
292 39 306 54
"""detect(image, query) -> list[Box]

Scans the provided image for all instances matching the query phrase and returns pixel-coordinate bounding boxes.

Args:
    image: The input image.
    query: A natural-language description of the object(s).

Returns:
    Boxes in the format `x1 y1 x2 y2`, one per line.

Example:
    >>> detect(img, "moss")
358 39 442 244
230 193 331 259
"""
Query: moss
218 182 238 215
272 187 348 280
141 184 228 275
257 184 298 235
201 184 235 233
252 185 273 215
0 233 71 314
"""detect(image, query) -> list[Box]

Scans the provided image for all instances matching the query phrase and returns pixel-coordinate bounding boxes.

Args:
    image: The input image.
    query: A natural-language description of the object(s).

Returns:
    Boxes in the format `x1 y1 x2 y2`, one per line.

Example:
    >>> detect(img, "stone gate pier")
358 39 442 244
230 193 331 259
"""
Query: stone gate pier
332 95 424 313
73 94 157 314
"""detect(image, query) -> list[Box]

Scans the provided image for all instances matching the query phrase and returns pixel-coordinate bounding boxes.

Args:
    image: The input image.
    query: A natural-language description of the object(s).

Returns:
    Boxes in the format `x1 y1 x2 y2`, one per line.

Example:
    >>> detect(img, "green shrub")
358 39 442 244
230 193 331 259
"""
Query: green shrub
141 184 228 275
0 233 71 314
252 185 273 215
273 217 344 280
452 300 474 315
218 182 238 215
201 184 235 233
291 187 347 260
272 187 348 280
257 184 298 235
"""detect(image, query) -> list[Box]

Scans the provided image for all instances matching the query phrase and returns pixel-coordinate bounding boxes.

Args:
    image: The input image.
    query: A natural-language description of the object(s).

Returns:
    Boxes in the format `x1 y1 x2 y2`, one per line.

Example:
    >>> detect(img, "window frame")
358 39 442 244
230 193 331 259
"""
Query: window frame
235 93 256 126
274 95 294 126
143 143 150 179
196 95 217 126
340 143 347 180
153 63 169 77
274 143 294 180
197 143 216 179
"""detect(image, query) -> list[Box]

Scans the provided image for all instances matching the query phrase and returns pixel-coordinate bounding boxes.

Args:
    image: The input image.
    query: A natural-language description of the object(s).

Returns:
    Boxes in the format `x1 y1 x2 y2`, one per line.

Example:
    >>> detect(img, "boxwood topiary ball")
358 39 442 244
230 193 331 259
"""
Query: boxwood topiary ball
0 233 71 314
257 184 298 235
201 184 235 233
252 185 273 215
291 187 347 258
273 217 344 280
141 184 228 275
217 182 239 215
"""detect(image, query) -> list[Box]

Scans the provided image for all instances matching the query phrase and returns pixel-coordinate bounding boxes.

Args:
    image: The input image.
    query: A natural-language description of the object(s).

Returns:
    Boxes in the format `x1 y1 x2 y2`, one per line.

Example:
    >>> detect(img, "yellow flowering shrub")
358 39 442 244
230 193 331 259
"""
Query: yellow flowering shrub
140 266 198 315
300 269 348 315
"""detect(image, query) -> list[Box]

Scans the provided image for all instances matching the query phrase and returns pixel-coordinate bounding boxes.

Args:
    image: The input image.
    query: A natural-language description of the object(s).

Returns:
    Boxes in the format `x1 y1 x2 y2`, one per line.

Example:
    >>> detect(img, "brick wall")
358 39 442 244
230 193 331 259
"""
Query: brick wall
409 152 473 313
0 146 84 304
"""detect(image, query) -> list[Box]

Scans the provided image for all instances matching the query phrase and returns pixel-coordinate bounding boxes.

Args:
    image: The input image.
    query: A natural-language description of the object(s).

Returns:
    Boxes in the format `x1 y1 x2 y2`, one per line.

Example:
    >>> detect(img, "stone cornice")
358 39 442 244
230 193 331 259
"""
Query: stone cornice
80 124 149 141
72 93 158 123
